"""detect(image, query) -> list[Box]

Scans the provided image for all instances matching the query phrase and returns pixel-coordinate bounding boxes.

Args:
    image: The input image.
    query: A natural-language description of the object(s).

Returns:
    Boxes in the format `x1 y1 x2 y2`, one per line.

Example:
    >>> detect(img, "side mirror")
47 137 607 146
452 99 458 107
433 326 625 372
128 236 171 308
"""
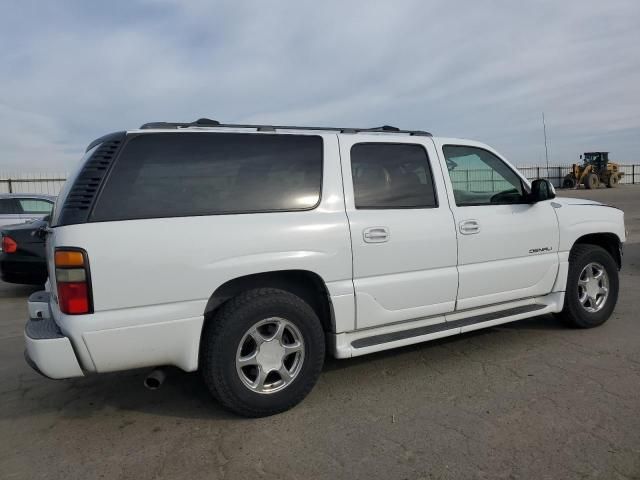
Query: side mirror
530 178 556 202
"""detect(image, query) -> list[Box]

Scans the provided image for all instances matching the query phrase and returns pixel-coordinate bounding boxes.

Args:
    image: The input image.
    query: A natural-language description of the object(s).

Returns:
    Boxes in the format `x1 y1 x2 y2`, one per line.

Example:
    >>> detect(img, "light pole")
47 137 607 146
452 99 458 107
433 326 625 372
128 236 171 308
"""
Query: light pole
542 112 550 177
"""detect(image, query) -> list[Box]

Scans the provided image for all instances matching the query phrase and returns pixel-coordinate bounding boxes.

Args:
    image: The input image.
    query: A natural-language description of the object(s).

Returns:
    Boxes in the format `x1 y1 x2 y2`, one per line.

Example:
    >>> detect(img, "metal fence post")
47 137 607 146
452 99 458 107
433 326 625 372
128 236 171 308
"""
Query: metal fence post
633 165 636 185
7 178 12 193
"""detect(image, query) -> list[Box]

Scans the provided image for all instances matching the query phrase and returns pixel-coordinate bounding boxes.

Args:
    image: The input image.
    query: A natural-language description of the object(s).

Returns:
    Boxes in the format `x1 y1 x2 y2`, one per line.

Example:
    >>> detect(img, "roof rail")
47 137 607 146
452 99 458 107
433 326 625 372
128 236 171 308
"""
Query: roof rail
138 119 432 136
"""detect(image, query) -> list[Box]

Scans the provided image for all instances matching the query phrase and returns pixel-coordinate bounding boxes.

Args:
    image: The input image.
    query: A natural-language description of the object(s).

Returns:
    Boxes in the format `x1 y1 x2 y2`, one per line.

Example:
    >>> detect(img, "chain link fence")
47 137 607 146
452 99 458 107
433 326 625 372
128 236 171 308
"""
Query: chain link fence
1 165 639 197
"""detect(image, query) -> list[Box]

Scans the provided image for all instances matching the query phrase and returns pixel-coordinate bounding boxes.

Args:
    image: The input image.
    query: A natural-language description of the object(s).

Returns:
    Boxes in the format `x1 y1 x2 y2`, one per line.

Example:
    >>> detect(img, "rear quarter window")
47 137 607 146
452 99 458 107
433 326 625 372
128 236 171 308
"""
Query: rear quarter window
91 133 323 221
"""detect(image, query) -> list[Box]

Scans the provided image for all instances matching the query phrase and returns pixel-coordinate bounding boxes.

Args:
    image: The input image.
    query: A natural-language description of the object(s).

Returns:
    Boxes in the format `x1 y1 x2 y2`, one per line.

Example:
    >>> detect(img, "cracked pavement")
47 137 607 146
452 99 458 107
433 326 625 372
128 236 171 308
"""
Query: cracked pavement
1 186 639 479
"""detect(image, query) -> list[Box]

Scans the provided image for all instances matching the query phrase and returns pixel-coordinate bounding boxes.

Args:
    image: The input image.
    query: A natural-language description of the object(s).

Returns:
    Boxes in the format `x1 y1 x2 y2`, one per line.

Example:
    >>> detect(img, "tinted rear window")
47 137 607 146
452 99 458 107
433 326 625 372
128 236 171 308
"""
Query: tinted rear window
350 143 437 209
91 133 323 221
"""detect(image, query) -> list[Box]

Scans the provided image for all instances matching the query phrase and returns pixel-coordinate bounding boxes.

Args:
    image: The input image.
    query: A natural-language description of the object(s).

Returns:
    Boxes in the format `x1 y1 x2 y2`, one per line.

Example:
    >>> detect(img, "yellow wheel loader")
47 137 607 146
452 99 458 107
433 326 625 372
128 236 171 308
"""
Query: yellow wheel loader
563 152 624 189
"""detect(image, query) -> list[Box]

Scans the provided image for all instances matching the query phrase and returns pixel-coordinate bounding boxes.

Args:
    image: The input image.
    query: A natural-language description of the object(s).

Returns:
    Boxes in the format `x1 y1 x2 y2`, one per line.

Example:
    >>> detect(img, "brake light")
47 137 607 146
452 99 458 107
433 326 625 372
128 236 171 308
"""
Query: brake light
2 235 18 253
57 282 89 314
55 248 92 314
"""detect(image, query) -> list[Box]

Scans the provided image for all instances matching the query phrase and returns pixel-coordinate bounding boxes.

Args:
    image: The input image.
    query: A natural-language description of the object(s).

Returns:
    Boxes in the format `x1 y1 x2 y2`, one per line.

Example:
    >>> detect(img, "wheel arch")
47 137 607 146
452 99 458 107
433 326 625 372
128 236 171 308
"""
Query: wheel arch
203 270 336 334
572 232 622 269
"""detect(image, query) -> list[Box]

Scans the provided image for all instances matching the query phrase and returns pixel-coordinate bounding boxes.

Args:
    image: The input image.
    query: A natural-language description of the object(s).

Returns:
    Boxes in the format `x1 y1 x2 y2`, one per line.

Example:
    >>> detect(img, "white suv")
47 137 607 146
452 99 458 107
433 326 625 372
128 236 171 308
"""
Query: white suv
25 119 626 417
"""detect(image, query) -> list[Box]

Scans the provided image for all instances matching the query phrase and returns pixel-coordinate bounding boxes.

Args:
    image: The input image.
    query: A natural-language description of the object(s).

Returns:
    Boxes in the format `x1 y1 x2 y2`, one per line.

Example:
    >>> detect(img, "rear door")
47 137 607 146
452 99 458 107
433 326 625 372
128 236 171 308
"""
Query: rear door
434 139 560 310
340 135 458 329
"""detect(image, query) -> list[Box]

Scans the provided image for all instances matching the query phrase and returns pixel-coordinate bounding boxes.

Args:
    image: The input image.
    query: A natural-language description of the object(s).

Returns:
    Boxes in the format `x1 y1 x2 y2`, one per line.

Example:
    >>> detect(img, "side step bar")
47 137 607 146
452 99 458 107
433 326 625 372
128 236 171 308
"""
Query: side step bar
351 304 546 349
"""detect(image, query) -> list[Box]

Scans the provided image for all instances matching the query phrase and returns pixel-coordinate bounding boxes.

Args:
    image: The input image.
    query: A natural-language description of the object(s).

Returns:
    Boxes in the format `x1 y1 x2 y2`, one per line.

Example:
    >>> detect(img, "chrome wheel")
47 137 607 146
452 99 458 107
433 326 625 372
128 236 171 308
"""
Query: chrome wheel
577 262 609 313
235 317 305 394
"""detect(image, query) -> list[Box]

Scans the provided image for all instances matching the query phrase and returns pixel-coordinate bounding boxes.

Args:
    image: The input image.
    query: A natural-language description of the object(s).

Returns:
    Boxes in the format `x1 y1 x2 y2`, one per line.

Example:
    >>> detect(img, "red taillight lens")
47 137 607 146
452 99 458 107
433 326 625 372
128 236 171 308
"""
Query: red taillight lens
2 235 18 253
55 249 92 315
57 282 89 314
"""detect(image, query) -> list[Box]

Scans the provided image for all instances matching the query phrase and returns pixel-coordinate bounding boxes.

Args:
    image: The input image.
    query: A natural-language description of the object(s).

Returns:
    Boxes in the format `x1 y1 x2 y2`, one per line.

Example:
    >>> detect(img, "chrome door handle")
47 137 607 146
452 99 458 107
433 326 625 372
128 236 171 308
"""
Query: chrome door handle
459 219 480 235
363 226 390 243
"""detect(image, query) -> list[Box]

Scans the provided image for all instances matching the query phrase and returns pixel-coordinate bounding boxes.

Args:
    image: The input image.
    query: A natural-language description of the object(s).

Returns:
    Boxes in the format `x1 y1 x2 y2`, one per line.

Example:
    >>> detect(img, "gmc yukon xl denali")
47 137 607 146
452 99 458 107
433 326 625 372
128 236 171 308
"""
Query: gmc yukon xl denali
24 119 626 417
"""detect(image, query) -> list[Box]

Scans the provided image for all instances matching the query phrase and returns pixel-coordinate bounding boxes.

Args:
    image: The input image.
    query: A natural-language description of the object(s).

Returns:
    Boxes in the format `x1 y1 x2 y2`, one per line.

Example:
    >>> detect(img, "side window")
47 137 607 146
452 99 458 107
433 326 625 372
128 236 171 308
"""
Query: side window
91 133 323 221
350 143 437 209
18 199 54 214
442 145 525 206
0 198 20 215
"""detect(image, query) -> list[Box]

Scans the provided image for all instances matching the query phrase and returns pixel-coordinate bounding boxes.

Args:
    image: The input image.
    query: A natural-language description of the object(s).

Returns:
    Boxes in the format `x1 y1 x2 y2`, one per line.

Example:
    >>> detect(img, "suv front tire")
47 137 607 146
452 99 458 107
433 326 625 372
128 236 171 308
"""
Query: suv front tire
557 244 619 328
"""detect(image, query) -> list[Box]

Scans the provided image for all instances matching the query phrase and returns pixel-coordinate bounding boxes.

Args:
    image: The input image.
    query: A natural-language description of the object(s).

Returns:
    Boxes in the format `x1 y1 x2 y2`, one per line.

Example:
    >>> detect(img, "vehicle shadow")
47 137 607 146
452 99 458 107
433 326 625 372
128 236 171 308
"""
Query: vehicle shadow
0 282 41 299
5 313 566 422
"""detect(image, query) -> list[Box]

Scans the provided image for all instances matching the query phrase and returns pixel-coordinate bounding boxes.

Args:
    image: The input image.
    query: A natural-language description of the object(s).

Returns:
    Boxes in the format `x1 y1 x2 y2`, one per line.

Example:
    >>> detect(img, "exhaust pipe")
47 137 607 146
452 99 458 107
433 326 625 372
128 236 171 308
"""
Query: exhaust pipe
144 368 166 390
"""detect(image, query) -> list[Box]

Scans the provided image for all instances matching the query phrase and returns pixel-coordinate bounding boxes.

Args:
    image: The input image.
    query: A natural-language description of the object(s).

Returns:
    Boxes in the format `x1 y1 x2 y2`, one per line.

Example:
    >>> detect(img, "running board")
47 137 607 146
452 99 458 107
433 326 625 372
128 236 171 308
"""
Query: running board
351 304 546 349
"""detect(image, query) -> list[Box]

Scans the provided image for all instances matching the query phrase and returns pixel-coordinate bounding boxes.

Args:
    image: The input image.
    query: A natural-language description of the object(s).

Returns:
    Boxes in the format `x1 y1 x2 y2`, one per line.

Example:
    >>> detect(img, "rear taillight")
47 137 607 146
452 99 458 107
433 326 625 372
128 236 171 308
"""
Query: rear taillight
1 235 18 253
55 249 92 314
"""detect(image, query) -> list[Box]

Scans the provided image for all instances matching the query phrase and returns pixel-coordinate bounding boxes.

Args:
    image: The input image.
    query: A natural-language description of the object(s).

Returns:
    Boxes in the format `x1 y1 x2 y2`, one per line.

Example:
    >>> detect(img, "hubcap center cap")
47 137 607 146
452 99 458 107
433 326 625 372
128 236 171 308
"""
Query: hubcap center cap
256 340 285 372
585 279 600 298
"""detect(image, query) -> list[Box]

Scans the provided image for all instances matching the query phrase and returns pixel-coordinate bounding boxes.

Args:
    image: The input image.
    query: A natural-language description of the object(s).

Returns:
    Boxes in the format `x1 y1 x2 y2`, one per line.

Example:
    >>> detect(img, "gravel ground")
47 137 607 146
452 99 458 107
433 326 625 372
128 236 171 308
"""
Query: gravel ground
1 186 639 480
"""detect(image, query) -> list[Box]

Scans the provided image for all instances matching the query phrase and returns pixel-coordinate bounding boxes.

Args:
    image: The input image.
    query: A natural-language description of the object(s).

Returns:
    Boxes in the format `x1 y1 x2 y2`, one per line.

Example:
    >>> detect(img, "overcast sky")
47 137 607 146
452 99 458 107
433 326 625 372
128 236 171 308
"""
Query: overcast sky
1 0 639 172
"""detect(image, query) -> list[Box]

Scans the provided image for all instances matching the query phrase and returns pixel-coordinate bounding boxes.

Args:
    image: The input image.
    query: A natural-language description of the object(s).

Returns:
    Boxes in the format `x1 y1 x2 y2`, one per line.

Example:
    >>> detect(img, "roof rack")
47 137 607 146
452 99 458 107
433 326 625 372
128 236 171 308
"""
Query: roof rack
139 118 432 136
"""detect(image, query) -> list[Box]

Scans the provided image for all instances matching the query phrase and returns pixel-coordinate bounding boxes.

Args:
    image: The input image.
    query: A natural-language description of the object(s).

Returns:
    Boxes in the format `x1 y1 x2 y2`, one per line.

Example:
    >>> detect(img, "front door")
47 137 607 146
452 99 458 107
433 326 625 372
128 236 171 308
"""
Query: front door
434 139 560 311
340 135 458 329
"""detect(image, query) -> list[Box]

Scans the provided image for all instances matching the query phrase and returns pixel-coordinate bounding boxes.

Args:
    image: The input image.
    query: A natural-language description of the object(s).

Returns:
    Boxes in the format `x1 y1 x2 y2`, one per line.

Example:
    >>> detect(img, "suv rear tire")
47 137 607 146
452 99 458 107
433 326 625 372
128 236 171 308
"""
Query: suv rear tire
556 244 619 328
200 288 325 417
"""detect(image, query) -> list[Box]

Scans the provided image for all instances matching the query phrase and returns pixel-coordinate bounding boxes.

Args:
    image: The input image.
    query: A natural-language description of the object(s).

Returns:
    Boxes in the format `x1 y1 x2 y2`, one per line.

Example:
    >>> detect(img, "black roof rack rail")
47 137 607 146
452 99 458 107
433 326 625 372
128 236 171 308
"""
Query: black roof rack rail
139 118 220 129
139 119 431 136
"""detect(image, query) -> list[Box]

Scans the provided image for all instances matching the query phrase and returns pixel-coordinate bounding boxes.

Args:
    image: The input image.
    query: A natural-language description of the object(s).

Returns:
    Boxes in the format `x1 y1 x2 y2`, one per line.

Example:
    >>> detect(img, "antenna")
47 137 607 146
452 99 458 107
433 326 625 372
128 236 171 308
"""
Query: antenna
542 112 550 176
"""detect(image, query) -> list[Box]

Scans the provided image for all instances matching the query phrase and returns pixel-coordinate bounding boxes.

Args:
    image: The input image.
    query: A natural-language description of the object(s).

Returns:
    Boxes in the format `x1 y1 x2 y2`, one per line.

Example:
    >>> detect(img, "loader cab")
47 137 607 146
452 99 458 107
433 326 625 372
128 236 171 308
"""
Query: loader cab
583 152 609 173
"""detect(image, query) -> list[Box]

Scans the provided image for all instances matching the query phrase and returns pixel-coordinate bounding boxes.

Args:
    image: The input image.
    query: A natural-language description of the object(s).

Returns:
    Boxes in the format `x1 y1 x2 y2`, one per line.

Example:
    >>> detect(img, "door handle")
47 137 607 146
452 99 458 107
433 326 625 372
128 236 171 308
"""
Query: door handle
363 226 390 243
459 219 480 235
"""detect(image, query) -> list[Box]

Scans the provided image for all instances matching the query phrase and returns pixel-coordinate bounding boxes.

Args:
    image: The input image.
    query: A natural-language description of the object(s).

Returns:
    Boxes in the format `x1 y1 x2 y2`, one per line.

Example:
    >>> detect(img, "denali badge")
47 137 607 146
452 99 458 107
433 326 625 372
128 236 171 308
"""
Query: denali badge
529 246 553 254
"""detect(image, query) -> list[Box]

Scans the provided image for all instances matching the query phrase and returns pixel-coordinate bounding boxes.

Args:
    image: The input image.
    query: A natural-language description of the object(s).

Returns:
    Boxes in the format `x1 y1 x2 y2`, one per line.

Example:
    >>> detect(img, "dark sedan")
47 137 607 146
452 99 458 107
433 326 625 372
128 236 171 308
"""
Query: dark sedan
0 218 48 285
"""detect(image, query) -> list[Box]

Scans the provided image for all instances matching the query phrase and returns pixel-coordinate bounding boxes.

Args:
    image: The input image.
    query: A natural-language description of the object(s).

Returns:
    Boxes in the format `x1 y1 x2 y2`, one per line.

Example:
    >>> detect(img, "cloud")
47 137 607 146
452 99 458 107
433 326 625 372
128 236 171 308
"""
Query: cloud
0 0 639 171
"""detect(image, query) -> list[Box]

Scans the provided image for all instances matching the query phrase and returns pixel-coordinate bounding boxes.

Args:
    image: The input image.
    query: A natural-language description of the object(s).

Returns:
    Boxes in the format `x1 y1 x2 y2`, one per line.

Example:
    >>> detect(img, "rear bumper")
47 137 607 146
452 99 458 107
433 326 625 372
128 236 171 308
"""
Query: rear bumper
24 291 84 379
0 253 47 285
